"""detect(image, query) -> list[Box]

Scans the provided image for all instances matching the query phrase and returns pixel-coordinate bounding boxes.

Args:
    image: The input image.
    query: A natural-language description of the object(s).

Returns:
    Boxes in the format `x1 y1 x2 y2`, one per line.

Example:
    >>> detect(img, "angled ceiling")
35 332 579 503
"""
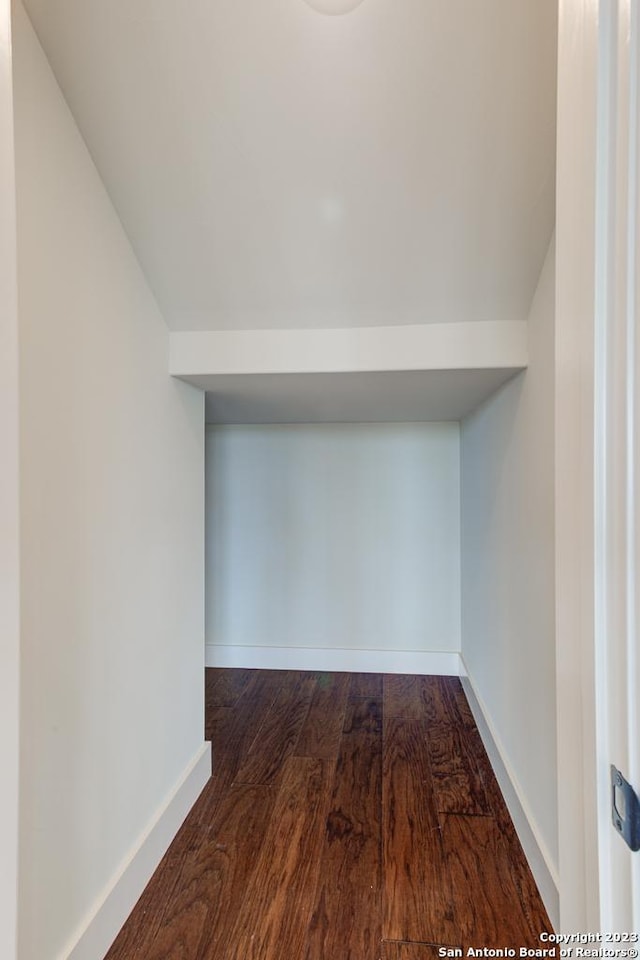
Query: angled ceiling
22 0 557 332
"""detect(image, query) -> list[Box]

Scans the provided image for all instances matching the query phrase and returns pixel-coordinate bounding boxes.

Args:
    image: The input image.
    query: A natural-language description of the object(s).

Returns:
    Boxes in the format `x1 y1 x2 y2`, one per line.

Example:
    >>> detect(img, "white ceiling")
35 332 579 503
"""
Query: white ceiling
198 369 522 423
22 0 557 332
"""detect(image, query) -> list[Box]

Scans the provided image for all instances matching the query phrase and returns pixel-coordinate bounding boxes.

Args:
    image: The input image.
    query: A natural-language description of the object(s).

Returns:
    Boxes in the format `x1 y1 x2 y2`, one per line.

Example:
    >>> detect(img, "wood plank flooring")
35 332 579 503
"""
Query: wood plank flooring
104 669 552 960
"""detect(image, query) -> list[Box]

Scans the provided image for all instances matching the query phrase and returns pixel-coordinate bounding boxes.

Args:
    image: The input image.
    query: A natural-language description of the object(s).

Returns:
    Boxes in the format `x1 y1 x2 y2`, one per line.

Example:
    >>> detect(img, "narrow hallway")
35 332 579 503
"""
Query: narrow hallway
105 669 551 959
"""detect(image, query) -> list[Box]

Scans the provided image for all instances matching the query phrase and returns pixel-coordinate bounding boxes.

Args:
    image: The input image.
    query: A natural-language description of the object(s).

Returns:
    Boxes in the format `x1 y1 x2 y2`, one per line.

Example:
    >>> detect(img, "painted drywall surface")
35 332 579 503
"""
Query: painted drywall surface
461 238 557 873
170 321 528 376
0 2 19 956
13 7 205 959
206 422 461 661
21 0 556 333
200 369 525 426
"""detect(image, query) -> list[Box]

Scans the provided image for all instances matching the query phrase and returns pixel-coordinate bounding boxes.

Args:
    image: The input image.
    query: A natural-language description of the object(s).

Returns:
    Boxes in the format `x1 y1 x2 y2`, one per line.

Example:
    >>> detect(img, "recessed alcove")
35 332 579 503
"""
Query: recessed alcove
169 316 532 675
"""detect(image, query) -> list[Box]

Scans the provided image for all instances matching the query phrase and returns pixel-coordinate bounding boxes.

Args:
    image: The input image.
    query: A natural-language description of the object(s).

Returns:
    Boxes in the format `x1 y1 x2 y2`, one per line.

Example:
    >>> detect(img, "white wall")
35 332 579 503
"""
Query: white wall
13 7 206 959
461 239 557 890
206 422 461 674
0 2 19 956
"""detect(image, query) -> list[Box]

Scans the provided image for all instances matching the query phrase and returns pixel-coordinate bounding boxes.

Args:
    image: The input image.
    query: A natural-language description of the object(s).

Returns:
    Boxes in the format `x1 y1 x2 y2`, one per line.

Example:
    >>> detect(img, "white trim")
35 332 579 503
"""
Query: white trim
555 0 605 932
460 661 560 931
0 2 19 956
170 321 528 379
62 742 211 960
205 643 461 676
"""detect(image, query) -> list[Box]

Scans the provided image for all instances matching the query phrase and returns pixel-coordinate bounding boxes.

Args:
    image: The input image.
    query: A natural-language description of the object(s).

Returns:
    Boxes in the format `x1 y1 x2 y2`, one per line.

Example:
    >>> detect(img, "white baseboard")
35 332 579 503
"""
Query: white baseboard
63 741 211 960
460 662 560 931
205 643 461 676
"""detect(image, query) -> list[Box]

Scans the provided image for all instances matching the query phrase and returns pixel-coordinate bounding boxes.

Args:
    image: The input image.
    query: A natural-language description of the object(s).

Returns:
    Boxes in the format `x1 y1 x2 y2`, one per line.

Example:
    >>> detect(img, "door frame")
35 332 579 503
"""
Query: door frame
0 1 20 957
556 0 601 932
556 0 639 931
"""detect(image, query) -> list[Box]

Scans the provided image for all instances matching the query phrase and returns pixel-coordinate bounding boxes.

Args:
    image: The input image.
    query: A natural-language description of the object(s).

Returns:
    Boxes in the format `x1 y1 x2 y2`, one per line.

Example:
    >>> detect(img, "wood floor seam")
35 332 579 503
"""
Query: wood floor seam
104 668 552 960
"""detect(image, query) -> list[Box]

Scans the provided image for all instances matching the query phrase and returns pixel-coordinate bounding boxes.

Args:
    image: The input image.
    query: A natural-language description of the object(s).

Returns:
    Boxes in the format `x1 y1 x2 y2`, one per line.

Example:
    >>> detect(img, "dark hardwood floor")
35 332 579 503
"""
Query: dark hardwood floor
104 669 552 959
